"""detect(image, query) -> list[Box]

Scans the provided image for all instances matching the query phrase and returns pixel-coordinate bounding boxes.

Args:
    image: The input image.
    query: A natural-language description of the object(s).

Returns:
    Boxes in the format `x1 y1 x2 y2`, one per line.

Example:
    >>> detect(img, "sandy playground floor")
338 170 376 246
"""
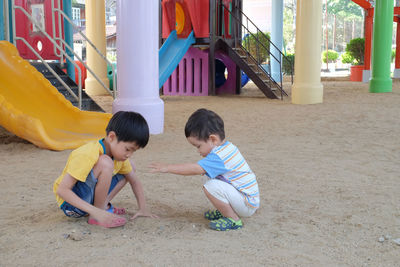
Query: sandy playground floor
1 78 400 266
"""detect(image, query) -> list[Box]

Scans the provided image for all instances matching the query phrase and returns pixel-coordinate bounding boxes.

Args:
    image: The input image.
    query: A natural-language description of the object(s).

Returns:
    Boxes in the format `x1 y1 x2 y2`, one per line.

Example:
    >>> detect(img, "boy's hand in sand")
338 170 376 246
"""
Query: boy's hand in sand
131 208 159 220
149 162 169 173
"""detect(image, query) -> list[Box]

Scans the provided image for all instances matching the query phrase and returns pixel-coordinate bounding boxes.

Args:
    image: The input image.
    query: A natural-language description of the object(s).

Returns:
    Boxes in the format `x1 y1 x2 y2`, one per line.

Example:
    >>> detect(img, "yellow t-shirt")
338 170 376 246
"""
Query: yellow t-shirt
53 139 132 207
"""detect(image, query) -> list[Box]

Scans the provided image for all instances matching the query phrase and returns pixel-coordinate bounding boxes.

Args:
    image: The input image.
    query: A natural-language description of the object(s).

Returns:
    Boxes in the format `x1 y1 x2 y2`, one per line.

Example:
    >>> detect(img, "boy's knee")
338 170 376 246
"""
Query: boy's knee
94 154 114 174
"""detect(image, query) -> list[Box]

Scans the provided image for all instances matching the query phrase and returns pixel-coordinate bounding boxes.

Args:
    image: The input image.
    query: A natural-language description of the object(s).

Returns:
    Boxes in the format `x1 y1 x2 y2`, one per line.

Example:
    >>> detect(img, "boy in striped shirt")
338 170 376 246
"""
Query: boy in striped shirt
150 109 259 231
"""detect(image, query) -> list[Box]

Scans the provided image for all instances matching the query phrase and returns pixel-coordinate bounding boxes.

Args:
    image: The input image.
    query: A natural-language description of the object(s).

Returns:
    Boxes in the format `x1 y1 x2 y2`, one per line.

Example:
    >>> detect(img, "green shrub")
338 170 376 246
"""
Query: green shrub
392 49 396 63
282 53 294 75
341 52 354 64
242 32 271 63
322 50 339 63
345 38 365 65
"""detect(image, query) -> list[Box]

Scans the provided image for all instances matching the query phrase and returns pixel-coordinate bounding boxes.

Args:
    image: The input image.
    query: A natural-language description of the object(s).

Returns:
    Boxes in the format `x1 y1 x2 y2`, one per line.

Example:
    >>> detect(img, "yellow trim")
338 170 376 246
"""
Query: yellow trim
175 2 185 35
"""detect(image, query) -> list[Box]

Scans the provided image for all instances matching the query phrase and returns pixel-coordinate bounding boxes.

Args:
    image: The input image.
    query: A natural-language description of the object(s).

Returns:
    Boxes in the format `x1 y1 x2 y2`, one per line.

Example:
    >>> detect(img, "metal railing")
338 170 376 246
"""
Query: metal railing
11 2 83 108
219 1 293 98
9 0 116 110
51 0 116 98
239 7 294 84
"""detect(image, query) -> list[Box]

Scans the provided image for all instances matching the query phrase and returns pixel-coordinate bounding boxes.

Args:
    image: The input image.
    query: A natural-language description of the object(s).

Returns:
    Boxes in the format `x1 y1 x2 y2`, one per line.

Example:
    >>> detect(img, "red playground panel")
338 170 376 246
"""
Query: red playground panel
14 0 64 60
162 0 210 39
162 0 176 39
221 0 232 38
185 0 209 38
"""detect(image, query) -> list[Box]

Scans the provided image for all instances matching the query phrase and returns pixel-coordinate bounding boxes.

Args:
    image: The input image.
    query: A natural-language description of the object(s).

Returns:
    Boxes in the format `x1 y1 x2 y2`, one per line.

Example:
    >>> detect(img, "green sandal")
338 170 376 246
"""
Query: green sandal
209 217 243 231
204 210 223 220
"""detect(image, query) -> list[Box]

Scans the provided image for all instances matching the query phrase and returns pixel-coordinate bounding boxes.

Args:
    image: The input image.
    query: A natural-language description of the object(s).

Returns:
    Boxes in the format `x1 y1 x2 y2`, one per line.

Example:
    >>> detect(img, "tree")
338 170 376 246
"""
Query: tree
283 0 365 54
242 32 271 64
345 37 365 65
283 0 296 53
327 0 364 19
322 50 339 63
326 0 364 50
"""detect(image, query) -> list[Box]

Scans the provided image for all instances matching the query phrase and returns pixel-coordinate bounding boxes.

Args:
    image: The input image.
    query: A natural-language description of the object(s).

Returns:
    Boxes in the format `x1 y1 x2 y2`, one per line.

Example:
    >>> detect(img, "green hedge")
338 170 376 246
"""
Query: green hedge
322 50 339 63
282 53 294 75
345 38 365 65
341 52 354 64
392 49 396 63
242 32 271 63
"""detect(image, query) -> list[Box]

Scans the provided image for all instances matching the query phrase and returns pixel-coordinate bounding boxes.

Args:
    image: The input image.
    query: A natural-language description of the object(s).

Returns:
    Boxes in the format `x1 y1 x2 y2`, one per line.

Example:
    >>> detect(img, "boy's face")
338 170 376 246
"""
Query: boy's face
109 133 139 161
187 136 217 157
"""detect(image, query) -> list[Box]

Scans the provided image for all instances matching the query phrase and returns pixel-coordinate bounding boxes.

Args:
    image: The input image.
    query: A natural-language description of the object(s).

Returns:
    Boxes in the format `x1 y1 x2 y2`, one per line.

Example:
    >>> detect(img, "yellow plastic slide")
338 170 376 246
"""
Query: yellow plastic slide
0 41 111 150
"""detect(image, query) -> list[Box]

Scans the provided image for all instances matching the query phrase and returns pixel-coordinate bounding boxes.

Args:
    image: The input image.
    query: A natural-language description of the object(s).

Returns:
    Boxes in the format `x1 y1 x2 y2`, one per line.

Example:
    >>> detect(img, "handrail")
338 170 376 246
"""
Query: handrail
17 38 81 105
219 2 288 98
12 3 83 108
239 8 293 85
51 5 116 97
221 3 282 93
52 0 116 98
4 0 10 42
50 0 63 60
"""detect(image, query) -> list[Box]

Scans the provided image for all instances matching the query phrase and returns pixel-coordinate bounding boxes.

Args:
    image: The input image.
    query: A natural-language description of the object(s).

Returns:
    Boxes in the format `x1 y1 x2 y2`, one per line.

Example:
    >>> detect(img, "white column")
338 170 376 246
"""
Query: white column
113 0 164 134
292 0 323 104
85 0 109 95
271 0 283 82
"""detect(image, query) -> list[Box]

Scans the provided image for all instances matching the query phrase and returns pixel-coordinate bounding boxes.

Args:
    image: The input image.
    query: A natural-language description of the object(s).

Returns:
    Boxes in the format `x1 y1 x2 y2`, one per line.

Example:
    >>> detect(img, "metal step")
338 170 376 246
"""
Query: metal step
30 62 104 111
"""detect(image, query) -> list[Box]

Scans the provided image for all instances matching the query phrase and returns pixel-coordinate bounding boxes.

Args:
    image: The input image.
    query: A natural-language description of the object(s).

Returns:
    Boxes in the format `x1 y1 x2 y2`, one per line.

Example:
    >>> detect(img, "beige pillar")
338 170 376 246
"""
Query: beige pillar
292 0 323 104
85 0 109 95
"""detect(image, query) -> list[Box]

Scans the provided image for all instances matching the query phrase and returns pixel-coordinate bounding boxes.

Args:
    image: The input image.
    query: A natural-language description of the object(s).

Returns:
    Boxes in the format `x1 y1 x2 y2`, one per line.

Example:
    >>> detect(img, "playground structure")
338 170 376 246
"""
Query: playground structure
0 0 397 150
0 41 111 150
159 0 290 98
351 0 400 82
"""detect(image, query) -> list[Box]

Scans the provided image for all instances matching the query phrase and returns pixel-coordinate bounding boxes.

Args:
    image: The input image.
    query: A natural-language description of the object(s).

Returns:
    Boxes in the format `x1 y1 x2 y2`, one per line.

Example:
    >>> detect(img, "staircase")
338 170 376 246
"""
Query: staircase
30 62 104 111
219 2 292 99
217 39 283 99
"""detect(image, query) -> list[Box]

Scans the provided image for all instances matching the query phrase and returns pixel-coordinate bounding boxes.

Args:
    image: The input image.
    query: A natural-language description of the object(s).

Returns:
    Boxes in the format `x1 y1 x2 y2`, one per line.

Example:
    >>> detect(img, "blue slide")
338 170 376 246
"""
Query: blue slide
159 30 195 88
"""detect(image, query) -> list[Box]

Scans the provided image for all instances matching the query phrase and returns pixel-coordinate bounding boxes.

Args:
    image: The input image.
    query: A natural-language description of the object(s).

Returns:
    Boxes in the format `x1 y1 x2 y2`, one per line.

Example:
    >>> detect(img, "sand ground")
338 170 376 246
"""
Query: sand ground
1 78 400 266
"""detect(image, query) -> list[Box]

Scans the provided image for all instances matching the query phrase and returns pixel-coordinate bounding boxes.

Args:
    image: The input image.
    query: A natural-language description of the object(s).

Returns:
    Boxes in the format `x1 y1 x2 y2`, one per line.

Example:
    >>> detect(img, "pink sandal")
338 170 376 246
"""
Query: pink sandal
107 203 126 215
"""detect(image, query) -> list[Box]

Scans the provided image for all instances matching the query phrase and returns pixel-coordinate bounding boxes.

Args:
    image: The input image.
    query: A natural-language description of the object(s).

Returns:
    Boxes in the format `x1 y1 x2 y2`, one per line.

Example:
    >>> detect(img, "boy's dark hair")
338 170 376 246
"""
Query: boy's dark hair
184 108 225 141
106 111 149 148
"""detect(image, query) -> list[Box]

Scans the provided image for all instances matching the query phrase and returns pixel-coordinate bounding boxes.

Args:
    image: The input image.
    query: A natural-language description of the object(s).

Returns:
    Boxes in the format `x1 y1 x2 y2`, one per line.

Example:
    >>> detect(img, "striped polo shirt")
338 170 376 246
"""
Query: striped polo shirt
198 141 260 208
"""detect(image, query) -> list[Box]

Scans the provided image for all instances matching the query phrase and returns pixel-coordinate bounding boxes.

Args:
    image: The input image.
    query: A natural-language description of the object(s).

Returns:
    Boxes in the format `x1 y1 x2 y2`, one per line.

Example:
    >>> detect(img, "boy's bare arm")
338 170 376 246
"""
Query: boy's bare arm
149 162 205 176
124 170 158 220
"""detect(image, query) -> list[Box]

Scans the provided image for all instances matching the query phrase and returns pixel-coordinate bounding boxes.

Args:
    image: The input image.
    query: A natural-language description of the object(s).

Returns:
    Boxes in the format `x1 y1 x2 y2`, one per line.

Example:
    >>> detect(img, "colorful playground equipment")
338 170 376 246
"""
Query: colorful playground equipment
159 0 289 98
162 46 237 96
351 0 400 87
112 0 164 134
159 30 195 88
0 41 111 150
0 0 397 149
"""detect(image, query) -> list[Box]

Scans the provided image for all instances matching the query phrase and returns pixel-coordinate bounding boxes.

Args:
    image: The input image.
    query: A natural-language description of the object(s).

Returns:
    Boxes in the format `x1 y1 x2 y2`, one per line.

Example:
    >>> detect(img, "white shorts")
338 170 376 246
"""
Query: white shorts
203 179 257 217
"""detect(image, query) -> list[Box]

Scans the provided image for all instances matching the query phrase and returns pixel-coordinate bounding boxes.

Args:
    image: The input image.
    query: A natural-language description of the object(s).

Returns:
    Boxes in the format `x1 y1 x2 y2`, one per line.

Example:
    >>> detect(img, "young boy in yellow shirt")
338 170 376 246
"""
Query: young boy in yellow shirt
53 111 157 228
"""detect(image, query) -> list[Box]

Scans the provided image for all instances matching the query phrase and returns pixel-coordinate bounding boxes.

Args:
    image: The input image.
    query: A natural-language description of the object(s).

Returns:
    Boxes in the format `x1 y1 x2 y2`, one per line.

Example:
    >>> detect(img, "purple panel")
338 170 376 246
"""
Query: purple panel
185 57 193 95
202 55 209 94
193 57 200 95
162 47 208 96
161 47 237 96
215 51 236 95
